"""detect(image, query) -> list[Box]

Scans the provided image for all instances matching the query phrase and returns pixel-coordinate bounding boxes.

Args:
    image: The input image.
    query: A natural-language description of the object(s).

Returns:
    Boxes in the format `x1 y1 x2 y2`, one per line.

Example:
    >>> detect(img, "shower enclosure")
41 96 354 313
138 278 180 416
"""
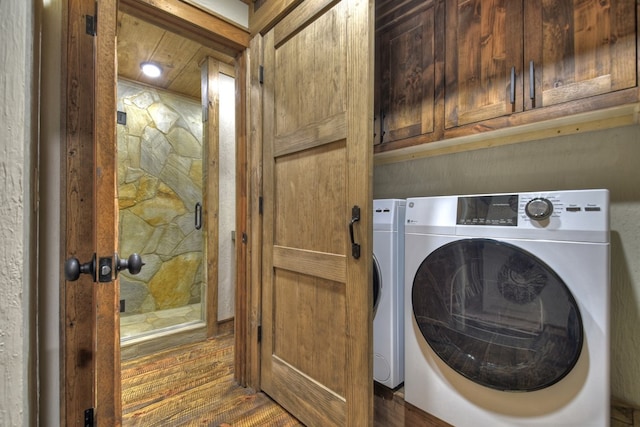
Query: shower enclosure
116 73 236 354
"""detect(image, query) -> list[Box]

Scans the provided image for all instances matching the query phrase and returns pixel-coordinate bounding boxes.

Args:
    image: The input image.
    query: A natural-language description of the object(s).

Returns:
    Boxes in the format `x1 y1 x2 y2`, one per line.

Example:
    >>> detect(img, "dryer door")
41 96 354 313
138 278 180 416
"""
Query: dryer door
412 238 583 391
373 255 382 315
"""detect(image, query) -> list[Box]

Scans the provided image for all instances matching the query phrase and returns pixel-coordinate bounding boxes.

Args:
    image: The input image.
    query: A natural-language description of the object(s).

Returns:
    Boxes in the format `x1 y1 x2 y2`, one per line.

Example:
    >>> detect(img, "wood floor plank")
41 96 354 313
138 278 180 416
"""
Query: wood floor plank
122 361 234 412
121 334 302 426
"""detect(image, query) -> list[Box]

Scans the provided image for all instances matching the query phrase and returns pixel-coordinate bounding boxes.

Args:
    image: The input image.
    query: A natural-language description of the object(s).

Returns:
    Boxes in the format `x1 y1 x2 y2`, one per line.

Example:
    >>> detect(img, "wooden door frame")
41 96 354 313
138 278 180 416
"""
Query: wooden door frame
62 0 107 423
202 57 222 338
62 0 251 423
240 33 264 390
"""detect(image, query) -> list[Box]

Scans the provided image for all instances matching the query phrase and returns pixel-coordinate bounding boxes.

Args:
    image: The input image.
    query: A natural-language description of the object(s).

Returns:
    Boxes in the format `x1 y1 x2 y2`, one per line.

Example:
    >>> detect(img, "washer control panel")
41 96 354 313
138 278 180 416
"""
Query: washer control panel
408 189 609 243
455 191 607 227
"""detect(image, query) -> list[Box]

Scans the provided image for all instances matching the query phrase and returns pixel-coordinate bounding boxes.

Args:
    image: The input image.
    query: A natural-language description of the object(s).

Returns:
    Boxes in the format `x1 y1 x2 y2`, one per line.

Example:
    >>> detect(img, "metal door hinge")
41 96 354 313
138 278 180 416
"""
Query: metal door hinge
84 408 94 427
259 65 264 84
86 14 96 36
202 105 208 122
117 111 127 125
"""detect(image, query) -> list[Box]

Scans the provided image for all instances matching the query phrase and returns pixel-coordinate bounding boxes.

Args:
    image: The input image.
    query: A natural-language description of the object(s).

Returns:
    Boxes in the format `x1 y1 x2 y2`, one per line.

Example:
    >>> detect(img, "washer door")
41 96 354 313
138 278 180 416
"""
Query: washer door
412 238 583 392
372 255 382 315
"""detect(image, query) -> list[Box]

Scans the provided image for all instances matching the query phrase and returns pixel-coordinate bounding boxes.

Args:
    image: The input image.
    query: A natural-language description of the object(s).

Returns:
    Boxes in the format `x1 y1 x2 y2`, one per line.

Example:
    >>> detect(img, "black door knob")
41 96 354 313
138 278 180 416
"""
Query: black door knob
115 253 144 276
64 254 96 282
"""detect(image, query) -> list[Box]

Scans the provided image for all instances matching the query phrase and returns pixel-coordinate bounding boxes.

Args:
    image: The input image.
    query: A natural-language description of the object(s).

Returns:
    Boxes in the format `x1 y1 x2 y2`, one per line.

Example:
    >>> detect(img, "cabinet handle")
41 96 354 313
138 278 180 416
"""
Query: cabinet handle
529 60 535 101
379 108 385 144
510 66 516 104
373 115 377 141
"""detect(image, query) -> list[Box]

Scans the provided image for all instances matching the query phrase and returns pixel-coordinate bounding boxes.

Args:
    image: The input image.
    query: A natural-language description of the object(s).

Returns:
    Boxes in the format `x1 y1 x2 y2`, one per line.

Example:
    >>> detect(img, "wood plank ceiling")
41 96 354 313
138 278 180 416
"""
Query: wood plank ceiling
117 9 235 99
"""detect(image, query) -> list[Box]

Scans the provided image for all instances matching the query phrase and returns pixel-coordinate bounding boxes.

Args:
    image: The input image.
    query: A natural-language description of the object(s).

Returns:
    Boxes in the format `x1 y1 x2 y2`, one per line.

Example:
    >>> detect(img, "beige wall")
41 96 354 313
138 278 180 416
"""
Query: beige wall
39 0 63 424
183 0 248 28
1 0 36 425
218 73 236 320
374 124 640 407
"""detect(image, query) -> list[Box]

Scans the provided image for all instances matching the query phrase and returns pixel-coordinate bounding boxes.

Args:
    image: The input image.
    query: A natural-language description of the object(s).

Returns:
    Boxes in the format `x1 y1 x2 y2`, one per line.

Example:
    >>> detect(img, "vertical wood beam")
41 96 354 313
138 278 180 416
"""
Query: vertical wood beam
243 34 263 389
94 0 120 424
63 0 97 424
233 46 251 386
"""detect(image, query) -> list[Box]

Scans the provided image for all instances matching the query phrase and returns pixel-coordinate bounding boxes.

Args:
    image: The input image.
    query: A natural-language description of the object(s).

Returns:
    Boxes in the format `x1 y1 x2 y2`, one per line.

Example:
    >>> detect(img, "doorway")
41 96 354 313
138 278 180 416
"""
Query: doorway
115 8 237 357
58 0 250 423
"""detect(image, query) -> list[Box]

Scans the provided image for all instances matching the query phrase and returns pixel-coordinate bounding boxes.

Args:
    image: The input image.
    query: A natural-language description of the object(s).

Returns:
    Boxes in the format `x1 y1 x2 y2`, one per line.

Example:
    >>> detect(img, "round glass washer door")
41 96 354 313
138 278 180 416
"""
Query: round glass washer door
412 238 583 392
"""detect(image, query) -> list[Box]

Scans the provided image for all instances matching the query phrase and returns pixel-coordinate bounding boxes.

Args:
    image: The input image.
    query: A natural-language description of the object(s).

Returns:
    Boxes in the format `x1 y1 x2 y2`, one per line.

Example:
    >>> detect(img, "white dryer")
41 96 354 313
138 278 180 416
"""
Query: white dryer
373 199 405 389
404 190 610 427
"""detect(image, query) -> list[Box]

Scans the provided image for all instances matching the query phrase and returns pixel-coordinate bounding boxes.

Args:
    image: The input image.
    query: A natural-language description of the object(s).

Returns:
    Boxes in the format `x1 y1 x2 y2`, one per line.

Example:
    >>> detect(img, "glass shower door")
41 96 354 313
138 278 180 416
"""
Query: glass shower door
117 79 205 340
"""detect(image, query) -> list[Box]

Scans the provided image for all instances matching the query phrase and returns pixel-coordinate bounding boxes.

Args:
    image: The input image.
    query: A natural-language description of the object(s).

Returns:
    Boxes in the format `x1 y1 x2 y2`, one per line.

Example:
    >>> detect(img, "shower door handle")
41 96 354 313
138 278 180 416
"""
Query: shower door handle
195 202 202 230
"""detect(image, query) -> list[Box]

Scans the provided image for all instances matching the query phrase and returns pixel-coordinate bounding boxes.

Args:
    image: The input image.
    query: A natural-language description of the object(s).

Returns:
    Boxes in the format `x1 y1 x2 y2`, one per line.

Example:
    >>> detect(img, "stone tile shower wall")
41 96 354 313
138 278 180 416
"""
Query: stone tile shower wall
117 79 204 315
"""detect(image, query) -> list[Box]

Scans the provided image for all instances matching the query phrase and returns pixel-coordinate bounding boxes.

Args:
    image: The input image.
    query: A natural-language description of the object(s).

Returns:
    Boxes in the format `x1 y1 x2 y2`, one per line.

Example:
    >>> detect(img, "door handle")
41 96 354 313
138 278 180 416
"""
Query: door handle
349 205 361 259
64 254 96 282
65 253 144 282
114 253 145 277
195 202 202 230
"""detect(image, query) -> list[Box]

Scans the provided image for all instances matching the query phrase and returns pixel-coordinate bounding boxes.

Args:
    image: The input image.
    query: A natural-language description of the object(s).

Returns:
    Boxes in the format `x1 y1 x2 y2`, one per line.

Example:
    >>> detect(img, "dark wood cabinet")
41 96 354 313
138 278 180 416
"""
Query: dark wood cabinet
523 0 637 110
375 0 639 154
374 0 443 147
444 0 523 129
446 0 637 128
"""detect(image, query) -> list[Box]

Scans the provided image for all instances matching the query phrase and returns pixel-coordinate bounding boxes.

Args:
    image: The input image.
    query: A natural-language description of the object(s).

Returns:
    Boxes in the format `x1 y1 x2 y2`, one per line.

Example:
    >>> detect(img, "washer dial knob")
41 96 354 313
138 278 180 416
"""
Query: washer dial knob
525 198 554 220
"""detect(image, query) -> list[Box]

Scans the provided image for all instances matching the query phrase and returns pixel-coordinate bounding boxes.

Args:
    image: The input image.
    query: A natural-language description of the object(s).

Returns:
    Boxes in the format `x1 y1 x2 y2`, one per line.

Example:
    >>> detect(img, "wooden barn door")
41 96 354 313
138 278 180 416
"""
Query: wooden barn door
260 0 374 425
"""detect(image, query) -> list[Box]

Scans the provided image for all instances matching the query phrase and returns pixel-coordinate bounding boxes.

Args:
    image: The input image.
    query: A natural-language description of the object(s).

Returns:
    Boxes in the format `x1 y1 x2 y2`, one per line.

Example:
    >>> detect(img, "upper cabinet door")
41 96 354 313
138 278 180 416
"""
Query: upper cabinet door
375 1 438 146
260 0 373 425
445 0 524 129
524 0 637 110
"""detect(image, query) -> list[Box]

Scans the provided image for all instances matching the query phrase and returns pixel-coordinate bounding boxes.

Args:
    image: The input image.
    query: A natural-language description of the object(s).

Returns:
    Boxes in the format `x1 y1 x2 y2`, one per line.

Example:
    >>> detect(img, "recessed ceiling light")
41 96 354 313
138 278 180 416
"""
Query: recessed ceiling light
140 62 162 78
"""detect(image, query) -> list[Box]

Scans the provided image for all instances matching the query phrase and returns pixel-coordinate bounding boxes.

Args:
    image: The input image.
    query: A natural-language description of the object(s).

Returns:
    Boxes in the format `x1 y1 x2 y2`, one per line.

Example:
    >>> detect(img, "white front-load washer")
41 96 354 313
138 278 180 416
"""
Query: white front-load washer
373 199 405 389
404 190 610 427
